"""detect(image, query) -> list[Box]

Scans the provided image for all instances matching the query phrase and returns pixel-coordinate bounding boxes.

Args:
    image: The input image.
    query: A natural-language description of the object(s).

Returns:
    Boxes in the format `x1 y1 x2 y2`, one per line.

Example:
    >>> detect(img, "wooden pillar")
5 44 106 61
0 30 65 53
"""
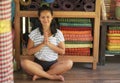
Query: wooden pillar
14 0 21 69
92 0 101 69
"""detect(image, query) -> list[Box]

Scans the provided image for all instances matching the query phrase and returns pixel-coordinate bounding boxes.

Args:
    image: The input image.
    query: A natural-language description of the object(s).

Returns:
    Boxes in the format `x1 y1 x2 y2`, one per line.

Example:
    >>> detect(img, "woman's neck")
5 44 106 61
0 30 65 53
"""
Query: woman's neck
43 26 50 31
43 27 51 36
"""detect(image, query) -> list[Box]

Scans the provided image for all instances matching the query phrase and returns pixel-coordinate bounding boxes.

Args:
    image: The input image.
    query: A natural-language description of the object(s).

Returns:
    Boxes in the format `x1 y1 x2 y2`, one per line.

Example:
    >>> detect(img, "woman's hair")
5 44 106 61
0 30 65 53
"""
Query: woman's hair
38 5 59 36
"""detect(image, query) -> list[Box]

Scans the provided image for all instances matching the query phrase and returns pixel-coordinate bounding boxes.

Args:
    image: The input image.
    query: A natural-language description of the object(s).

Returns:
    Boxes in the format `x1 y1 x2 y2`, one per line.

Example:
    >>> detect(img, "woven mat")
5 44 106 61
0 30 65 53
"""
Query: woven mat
65 52 90 56
62 30 92 35
60 26 92 31
107 46 120 51
108 39 120 43
108 30 120 34
108 43 120 46
65 41 92 44
65 44 93 48
109 26 120 30
60 23 92 27
107 34 120 37
107 37 120 40
58 18 91 23
64 34 92 39
65 36 93 41
106 50 120 55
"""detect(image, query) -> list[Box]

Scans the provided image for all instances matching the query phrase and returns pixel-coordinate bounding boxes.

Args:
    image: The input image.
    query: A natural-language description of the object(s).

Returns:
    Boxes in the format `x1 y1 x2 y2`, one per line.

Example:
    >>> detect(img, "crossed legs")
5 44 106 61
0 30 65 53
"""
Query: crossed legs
21 59 73 81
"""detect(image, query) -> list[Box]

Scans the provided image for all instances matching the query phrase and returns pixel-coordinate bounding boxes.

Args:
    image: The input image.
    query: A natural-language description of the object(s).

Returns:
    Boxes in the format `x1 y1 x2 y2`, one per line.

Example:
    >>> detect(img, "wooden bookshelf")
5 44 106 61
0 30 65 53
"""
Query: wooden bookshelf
14 0 100 70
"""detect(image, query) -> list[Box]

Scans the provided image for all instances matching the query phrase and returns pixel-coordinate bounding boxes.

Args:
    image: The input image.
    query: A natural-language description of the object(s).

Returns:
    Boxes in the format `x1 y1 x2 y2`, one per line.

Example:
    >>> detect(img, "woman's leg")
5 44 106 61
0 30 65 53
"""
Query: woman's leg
20 59 64 81
32 59 73 80
47 59 73 75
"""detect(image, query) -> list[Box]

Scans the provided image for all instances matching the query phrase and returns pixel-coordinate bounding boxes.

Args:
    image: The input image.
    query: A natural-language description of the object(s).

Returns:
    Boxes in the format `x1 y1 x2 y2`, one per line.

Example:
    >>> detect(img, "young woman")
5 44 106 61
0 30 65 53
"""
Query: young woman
21 6 73 81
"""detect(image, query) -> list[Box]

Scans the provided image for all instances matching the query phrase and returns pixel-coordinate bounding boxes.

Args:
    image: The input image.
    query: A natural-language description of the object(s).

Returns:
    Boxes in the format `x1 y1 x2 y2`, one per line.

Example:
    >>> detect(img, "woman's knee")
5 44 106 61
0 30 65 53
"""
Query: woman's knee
21 59 30 67
65 59 73 70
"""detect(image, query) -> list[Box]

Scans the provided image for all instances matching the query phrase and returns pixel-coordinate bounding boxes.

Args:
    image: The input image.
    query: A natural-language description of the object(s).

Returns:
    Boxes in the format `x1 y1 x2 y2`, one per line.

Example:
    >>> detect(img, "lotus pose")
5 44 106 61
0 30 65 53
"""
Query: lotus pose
21 6 73 81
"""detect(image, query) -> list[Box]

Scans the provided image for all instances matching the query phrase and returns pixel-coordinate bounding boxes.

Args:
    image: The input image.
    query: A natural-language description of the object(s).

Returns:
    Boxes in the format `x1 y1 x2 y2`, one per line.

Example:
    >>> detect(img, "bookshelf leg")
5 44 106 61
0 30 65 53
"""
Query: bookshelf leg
93 62 97 70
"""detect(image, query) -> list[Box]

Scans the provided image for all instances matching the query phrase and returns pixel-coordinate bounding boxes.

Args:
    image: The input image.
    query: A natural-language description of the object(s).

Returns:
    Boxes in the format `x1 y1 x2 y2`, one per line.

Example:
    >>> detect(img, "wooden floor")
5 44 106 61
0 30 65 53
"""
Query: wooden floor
14 56 120 83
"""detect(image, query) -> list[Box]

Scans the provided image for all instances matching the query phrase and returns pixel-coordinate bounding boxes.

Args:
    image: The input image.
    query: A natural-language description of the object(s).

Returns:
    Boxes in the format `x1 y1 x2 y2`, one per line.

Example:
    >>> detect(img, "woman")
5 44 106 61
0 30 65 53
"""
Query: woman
21 6 73 81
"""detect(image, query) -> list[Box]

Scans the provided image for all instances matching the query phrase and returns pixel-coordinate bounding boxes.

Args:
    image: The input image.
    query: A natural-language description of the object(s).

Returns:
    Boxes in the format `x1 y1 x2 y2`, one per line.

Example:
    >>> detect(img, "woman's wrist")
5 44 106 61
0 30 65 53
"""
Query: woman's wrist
41 42 46 47
46 41 51 46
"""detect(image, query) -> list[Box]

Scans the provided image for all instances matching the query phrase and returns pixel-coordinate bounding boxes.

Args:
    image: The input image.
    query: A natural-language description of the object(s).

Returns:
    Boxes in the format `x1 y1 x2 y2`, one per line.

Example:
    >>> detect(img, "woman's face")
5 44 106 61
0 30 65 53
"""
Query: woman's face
39 10 53 27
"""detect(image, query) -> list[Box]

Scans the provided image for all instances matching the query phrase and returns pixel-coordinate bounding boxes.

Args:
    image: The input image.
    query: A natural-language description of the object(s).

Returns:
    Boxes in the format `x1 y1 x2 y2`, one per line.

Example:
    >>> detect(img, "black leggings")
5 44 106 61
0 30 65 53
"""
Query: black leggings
34 57 57 71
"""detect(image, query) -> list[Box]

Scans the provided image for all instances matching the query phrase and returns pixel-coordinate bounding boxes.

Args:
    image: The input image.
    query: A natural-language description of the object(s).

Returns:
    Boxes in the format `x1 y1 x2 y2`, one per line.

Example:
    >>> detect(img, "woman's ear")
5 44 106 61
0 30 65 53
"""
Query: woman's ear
38 16 41 21
51 16 54 20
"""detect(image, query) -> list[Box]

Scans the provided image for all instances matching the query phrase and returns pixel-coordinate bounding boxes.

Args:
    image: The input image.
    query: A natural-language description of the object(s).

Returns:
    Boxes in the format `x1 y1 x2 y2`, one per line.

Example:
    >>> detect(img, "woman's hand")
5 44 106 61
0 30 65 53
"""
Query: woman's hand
27 39 45 55
44 32 49 45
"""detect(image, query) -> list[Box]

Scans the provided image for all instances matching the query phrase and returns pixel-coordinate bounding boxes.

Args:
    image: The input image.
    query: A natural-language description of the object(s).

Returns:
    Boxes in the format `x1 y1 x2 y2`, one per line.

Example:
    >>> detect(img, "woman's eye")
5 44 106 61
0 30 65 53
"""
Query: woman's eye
42 17 45 19
47 16 51 18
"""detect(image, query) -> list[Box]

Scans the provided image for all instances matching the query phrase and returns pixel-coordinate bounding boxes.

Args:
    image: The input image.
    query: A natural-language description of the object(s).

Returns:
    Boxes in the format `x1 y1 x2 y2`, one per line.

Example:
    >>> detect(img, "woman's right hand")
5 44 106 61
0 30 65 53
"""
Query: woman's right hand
44 32 49 45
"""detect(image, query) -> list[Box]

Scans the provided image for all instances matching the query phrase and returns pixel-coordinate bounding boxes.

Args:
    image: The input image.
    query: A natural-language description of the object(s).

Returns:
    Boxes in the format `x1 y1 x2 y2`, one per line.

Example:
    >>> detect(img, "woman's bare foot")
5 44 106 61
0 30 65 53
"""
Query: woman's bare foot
32 75 64 81
32 75 41 81
51 75 64 81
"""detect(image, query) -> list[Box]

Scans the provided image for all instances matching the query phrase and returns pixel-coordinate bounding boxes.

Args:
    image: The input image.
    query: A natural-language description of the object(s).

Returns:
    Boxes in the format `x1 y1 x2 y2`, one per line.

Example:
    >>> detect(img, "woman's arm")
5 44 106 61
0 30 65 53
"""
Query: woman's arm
47 41 65 55
44 31 65 55
27 38 45 55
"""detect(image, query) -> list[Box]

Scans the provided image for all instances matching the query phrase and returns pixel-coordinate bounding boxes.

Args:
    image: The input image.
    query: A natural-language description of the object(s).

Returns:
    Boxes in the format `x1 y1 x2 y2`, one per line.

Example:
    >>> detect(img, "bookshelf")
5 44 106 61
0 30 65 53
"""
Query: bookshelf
99 20 120 65
14 0 100 69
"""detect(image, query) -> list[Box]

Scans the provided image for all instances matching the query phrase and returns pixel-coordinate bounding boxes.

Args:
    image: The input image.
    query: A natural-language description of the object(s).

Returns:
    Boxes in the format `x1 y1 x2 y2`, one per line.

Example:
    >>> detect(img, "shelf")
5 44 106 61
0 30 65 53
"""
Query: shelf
101 20 120 25
59 55 94 62
21 55 94 63
14 0 100 70
20 11 96 18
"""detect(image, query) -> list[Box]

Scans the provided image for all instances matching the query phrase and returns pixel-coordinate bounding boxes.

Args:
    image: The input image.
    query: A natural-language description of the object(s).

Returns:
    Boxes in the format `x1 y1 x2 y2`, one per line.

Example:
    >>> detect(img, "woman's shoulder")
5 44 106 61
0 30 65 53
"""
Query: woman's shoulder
55 29 65 42
30 28 39 34
29 28 40 36
56 29 63 34
31 28 39 32
57 29 62 33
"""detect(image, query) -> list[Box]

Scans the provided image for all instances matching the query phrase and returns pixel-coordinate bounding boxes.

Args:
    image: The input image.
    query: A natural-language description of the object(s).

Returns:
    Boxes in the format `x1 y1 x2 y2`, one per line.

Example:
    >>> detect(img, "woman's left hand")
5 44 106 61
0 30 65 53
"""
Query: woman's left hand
44 32 49 45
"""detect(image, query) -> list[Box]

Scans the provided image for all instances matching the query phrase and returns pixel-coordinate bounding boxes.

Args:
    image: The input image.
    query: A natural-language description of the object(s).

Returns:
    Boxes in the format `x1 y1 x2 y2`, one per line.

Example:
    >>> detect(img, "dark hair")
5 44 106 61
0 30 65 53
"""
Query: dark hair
38 5 59 36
